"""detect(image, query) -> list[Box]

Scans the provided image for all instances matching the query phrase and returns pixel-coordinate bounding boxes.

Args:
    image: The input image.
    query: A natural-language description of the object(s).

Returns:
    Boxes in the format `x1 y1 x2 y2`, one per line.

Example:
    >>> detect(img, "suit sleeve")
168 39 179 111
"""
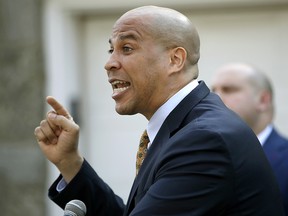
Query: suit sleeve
48 159 125 216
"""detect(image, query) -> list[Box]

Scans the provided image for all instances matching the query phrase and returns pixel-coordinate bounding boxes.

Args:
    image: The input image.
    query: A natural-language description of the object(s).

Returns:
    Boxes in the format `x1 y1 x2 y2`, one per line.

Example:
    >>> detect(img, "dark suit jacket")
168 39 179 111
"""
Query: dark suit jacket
49 81 285 216
263 128 288 215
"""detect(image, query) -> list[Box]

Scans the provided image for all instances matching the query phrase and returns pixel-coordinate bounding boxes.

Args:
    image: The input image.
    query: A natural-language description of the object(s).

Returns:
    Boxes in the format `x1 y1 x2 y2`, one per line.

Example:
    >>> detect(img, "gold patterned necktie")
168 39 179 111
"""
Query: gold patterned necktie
136 130 150 175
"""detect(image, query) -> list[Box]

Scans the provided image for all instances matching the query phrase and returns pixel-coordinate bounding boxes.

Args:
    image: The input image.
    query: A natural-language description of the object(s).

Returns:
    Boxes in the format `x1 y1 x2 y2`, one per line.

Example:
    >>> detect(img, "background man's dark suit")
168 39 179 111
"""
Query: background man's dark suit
263 128 288 215
48 82 284 215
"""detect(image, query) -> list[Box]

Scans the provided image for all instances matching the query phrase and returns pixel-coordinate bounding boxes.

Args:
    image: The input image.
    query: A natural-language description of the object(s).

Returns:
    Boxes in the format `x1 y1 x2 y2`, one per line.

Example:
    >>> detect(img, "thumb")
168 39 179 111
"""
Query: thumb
48 112 76 132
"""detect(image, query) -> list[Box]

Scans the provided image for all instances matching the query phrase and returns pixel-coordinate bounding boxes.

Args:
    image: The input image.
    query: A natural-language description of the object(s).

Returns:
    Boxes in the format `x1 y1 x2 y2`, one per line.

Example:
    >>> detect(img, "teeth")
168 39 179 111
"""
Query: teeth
111 80 130 93
114 86 129 93
112 80 126 85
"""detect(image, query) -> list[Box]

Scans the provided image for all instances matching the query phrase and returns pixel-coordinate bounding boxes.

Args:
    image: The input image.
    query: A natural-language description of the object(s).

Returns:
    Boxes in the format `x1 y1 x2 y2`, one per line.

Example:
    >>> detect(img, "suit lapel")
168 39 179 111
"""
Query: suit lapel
164 81 210 136
124 81 210 215
124 125 170 215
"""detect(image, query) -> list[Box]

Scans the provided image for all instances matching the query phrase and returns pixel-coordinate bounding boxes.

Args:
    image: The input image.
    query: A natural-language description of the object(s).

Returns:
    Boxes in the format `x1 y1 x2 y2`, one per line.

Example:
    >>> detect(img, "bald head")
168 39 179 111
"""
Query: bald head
115 6 200 68
211 63 274 134
214 63 273 96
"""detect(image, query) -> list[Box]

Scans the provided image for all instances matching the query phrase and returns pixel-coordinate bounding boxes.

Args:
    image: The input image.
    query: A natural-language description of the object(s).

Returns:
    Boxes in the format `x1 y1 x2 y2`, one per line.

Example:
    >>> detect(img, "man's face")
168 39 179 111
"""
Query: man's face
104 14 171 119
211 70 260 127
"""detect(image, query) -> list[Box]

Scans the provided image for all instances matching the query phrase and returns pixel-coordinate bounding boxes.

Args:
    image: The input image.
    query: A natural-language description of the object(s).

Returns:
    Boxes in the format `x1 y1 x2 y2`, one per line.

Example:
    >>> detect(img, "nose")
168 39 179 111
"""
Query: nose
211 87 222 97
104 53 121 72
214 90 222 97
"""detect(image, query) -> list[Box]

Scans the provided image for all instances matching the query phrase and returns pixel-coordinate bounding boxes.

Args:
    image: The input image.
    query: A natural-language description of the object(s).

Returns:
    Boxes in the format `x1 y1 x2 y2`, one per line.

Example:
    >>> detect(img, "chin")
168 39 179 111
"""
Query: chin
115 106 137 116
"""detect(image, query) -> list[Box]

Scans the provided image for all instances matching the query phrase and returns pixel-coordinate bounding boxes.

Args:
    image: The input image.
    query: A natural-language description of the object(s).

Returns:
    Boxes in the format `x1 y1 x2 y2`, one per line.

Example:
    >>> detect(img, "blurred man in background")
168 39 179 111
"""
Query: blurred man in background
211 62 288 215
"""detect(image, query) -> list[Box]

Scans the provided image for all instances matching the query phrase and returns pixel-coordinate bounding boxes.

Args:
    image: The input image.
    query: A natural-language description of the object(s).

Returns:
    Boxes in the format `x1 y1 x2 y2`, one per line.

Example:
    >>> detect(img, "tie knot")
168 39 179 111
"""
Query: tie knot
139 130 149 148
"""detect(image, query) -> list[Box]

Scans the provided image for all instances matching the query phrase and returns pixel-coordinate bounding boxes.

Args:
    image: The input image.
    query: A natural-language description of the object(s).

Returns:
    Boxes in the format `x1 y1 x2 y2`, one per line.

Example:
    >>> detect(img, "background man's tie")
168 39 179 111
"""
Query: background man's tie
136 130 150 175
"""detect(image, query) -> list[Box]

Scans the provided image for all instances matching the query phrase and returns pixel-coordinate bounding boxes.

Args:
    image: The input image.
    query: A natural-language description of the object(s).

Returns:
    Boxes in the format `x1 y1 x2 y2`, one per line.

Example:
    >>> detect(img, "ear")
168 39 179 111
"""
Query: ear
169 47 187 73
257 91 272 112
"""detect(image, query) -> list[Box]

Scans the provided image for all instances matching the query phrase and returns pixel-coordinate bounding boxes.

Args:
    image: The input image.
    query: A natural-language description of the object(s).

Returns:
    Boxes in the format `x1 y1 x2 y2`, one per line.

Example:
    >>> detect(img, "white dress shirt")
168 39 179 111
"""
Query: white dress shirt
257 124 273 146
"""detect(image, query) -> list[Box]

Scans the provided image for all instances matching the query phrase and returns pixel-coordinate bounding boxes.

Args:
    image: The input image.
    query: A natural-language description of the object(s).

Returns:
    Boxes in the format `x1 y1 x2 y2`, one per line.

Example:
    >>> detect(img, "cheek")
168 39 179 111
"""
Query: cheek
220 95 235 107
229 96 255 113
128 52 167 90
221 96 244 111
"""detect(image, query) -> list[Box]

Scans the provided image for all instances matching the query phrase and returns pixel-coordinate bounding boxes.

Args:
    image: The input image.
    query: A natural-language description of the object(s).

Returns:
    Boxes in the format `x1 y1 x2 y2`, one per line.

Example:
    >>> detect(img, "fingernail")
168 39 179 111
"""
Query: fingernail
48 113 56 119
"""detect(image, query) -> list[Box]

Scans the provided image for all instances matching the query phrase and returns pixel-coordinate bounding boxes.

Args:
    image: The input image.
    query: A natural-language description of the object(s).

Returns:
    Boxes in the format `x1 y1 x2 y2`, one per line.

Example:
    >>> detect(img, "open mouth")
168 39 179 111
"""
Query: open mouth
112 80 131 93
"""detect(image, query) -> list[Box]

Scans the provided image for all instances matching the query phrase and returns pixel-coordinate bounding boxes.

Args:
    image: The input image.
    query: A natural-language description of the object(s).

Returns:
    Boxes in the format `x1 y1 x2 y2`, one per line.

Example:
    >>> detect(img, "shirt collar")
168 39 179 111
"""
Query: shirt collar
147 80 199 145
257 124 273 145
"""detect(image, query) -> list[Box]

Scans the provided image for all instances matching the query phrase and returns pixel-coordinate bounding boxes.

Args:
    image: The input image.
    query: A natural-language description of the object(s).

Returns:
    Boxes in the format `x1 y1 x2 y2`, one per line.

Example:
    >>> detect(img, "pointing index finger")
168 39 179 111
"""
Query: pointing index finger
46 96 71 118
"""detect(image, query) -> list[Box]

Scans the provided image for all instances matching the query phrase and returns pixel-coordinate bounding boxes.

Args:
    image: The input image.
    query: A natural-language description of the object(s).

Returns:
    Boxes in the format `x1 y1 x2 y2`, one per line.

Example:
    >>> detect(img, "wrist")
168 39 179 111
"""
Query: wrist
57 152 84 183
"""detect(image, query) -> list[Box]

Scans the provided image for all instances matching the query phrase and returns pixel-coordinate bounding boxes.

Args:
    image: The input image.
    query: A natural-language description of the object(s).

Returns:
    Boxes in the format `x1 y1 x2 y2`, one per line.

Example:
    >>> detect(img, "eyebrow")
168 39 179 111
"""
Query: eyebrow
109 33 139 45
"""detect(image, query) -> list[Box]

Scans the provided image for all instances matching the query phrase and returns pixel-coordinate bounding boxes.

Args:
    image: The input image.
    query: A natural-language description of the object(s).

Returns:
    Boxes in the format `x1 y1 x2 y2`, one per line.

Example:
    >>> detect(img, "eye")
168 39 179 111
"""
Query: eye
222 86 239 94
108 48 114 54
123 46 133 53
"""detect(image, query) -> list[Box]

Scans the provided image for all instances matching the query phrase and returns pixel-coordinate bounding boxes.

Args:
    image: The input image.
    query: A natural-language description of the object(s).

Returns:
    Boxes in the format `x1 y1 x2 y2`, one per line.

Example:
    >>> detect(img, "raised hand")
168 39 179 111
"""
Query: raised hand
34 96 83 182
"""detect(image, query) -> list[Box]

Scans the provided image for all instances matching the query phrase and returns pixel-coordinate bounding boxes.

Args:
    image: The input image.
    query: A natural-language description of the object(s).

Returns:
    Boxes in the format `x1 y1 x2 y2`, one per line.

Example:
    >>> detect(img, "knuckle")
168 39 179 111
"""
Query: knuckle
34 127 40 135
74 124 80 132
40 120 47 127
47 110 56 116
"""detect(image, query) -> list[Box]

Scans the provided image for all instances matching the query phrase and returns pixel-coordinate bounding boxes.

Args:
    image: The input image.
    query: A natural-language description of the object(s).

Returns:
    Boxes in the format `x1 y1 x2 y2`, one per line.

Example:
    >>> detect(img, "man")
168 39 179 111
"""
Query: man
34 6 285 216
211 62 288 215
